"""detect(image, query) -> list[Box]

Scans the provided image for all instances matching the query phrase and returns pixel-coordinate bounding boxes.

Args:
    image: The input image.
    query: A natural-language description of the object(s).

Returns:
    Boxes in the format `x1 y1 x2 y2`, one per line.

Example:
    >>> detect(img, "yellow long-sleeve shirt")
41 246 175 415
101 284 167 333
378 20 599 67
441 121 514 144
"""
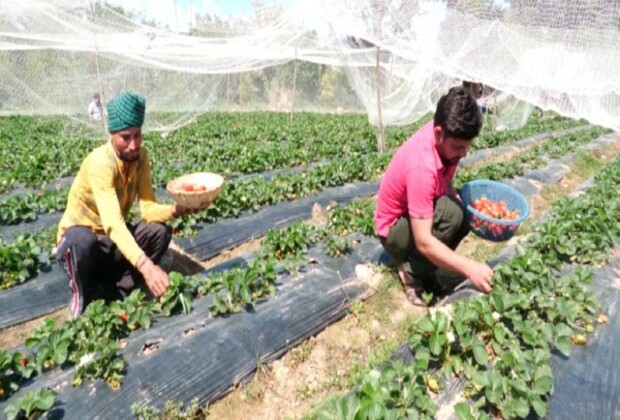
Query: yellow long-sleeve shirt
57 141 174 267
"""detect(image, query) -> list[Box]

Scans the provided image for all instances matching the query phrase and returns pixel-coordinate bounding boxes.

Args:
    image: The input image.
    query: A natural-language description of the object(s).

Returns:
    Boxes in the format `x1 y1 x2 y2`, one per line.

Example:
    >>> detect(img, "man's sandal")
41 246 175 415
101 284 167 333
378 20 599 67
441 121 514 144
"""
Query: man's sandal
398 265 426 307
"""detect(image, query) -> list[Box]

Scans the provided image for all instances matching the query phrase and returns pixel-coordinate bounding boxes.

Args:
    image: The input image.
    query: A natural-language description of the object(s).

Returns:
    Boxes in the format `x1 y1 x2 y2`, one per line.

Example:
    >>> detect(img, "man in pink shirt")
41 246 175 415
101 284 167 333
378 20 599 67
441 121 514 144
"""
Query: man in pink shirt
375 87 493 306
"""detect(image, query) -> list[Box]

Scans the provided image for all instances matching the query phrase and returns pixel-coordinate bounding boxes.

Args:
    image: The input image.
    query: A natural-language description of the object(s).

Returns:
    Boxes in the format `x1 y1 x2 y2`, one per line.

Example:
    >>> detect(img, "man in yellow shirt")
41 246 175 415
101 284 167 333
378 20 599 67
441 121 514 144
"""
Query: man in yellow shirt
57 91 195 318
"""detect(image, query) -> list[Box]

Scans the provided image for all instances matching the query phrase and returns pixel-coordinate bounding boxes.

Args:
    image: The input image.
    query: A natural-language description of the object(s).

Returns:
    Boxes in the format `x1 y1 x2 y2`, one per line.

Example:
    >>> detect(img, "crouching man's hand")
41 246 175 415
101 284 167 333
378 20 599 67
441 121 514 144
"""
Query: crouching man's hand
466 260 494 293
137 255 169 297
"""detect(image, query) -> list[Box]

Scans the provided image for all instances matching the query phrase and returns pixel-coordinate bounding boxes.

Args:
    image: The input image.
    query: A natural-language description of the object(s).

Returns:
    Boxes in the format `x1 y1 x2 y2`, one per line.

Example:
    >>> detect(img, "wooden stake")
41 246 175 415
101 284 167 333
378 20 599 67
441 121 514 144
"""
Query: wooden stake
492 92 497 134
290 44 298 125
90 0 107 134
375 46 385 153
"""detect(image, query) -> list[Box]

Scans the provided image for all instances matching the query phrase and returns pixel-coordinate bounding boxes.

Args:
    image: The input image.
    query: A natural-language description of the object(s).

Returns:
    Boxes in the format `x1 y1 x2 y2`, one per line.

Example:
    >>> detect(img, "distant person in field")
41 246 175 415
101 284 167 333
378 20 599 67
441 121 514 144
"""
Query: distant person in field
57 91 197 318
374 87 493 306
462 81 491 114
87 93 104 122
462 81 483 100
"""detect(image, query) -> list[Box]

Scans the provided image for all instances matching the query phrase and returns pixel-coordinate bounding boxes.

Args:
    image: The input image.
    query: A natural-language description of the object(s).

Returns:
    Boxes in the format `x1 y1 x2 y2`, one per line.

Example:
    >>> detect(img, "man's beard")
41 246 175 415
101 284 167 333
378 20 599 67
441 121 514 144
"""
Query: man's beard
440 156 460 166
118 150 139 162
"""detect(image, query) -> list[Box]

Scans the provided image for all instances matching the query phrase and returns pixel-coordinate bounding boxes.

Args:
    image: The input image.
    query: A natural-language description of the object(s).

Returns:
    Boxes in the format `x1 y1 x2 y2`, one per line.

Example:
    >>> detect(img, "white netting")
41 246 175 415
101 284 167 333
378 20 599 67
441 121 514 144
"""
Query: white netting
1 0 619 134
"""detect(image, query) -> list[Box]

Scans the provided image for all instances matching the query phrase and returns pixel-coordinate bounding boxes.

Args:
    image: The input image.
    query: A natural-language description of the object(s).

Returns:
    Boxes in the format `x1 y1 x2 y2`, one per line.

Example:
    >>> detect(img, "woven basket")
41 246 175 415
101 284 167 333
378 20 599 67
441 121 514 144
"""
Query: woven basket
166 172 224 210
459 180 530 242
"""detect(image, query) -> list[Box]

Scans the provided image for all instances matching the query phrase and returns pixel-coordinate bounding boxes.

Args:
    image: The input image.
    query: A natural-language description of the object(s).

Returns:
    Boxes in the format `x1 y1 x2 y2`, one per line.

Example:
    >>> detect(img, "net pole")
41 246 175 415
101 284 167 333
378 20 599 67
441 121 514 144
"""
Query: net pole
492 92 497 133
90 0 107 134
227 74 231 107
189 0 193 31
375 46 385 153
239 73 243 107
174 0 179 34
290 43 298 125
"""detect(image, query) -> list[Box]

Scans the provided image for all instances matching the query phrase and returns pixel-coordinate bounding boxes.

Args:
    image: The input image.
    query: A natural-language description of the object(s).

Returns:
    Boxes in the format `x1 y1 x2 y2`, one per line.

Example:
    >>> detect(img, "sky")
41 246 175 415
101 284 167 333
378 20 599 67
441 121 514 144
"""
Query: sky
108 0 452 40
107 0 288 33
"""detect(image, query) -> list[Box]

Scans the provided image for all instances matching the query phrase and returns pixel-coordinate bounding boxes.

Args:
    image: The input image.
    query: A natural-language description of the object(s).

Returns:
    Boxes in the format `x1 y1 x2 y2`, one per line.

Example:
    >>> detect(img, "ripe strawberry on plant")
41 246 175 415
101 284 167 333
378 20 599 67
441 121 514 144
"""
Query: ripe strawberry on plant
15 351 29 367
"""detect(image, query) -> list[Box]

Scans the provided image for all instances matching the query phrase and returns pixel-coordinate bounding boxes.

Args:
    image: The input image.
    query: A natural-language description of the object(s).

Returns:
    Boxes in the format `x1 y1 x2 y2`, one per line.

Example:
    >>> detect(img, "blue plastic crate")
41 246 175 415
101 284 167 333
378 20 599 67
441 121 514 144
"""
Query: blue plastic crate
459 180 530 242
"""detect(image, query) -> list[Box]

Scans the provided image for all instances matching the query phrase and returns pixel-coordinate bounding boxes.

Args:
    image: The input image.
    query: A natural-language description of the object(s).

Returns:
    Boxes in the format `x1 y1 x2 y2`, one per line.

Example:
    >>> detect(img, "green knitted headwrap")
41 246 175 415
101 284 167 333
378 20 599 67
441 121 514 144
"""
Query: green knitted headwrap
107 92 146 132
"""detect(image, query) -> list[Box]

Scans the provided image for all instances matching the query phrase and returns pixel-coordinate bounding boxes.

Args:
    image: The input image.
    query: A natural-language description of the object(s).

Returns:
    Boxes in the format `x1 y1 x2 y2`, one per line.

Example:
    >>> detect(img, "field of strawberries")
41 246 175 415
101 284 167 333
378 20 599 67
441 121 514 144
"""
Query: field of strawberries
0 111 619 420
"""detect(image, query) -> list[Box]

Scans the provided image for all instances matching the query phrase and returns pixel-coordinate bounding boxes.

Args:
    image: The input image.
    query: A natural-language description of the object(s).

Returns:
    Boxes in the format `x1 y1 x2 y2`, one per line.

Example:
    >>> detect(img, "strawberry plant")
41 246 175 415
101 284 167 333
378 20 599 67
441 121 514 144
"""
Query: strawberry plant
118 290 159 330
132 398 207 420
157 272 195 316
0 195 37 224
207 256 277 316
0 350 36 400
0 234 43 289
324 235 353 257
327 199 375 237
2 112 577 192
244 256 278 300
263 222 320 260
318 361 436 419
4 388 57 420
0 292 158 398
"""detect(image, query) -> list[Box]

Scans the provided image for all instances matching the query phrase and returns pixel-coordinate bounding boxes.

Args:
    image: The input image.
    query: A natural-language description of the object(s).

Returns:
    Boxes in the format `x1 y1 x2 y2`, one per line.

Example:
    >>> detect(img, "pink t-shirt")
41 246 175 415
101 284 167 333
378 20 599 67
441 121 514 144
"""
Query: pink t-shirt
374 121 458 237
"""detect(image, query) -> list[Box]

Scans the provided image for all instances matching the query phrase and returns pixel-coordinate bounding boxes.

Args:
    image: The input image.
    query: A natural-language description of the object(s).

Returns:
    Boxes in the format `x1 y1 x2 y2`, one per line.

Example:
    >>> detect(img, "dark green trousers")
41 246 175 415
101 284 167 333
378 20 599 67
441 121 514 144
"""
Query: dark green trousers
379 195 469 280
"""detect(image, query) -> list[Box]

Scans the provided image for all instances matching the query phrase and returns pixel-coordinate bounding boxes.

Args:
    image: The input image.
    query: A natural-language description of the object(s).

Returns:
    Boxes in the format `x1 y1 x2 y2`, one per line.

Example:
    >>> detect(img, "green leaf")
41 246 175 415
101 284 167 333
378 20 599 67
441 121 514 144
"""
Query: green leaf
443 361 452 379
451 355 463 374
435 312 448 332
454 402 475 420
493 324 506 344
34 389 57 411
429 333 447 356
417 316 434 333
366 402 385 419
54 341 69 365
140 313 152 330
541 323 555 342
531 396 548 418
532 375 553 395
490 291 504 312
500 351 516 367
25 337 41 349
472 343 488 366
415 348 430 371
509 378 528 396
515 399 530 418
474 370 490 387
555 322 573 337
555 336 571 356
4 404 20 420
533 365 552 381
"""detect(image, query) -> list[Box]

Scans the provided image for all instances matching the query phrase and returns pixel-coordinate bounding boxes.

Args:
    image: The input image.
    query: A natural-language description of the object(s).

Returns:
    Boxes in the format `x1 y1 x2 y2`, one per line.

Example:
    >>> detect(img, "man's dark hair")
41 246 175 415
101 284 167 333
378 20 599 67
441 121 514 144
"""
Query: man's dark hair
434 87 482 140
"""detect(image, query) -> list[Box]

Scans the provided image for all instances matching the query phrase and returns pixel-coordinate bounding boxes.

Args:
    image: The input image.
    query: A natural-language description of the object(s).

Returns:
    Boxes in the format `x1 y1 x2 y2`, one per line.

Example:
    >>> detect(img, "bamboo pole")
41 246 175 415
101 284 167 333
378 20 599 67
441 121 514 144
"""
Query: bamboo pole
290 44 298 125
492 91 497 134
174 0 179 34
375 46 385 153
227 74 231 106
239 73 243 107
90 0 107 134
